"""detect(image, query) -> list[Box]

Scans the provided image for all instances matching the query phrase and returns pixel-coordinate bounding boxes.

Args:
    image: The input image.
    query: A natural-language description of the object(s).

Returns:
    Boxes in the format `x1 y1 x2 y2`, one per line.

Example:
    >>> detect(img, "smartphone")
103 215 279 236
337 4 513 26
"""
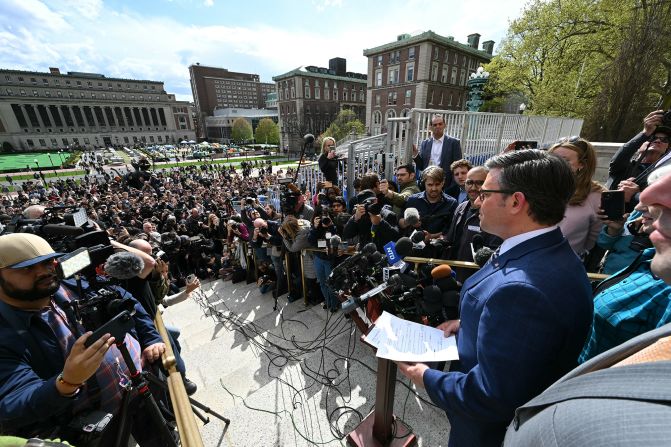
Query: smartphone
186 274 196 285
601 190 625 221
323 181 333 188
84 311 135 348
514 140 539 150
155 250 167 261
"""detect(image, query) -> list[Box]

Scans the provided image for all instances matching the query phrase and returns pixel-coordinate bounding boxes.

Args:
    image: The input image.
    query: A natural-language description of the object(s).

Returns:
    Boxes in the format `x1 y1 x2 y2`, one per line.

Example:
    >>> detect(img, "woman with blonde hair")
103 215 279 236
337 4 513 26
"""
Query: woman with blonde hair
548 137 605 257
318 136 339 185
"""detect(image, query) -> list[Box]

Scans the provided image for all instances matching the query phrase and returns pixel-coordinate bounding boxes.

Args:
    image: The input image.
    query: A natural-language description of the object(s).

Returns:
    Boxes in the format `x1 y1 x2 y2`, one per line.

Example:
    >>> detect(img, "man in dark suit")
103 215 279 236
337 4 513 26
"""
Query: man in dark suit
413 114 463 191
397 150 594 447
504 165 671 446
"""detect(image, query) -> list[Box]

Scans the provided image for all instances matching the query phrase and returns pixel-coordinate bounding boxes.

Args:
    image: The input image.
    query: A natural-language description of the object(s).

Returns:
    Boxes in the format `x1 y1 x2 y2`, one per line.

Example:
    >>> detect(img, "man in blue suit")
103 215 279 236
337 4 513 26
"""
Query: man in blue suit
397 150 594 447
413 114 463 191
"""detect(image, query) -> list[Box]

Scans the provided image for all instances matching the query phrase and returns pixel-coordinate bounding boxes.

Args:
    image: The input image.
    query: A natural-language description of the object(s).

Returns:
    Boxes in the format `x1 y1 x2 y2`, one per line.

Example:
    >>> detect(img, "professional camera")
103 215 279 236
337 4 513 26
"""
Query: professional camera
279 180 301 214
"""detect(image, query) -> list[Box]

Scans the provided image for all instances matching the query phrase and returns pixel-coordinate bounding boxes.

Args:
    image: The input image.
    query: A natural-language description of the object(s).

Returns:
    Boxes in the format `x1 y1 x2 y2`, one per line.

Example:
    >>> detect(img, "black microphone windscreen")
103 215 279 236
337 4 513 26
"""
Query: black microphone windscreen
404 207 420 227
422 285 444 314
411 231 425 244
471 234 485 252
389 273 417 290
104 251 145 280
304 134 315 144
367 251 383 264
362 242 377 255
473 246 495 267
329 234 342 247
395 237 413 257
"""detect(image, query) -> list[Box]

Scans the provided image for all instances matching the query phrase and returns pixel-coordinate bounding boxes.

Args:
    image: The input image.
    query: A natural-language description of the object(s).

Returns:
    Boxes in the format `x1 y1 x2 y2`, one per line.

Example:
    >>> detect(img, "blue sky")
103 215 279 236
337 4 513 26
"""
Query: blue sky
0 0 527 102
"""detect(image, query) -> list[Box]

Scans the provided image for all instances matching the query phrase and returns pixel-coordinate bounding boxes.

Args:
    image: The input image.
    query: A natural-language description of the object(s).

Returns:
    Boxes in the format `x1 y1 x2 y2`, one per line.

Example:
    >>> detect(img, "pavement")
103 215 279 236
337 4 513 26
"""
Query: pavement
162 278 451 447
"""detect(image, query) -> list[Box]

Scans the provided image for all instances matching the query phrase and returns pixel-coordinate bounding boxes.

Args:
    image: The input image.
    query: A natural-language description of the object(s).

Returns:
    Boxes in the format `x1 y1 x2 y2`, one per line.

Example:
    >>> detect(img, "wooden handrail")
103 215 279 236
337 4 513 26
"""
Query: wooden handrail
154 311 205 447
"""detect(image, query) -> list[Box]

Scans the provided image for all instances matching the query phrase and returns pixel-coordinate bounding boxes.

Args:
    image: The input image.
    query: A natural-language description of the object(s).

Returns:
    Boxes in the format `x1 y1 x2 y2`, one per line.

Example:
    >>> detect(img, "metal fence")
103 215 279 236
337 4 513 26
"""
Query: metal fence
296 108 583 200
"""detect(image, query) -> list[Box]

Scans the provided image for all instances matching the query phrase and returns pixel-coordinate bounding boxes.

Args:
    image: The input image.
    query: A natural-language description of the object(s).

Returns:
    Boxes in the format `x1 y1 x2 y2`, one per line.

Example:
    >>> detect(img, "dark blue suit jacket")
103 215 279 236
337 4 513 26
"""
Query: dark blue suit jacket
422 228 593 447
414 135 463 190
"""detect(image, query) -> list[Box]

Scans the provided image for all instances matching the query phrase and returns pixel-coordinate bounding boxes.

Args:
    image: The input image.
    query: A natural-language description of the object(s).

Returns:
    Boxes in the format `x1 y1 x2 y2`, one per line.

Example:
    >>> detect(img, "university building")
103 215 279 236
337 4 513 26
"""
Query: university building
363 31 494 135
273 57 367 153
188 64 275 139
0 67 195 151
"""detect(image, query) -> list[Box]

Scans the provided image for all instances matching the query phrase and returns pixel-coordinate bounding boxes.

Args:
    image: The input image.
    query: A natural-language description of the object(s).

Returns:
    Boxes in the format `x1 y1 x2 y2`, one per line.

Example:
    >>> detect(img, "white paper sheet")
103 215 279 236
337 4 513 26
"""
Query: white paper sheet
363 311 459 362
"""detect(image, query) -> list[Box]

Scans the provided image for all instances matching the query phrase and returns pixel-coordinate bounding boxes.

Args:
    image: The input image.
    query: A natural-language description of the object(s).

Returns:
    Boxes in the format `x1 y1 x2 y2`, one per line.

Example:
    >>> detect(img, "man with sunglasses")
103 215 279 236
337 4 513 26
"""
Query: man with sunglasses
444 166 502 283
607 110 670 195
397 150 593 447
412 114 463 192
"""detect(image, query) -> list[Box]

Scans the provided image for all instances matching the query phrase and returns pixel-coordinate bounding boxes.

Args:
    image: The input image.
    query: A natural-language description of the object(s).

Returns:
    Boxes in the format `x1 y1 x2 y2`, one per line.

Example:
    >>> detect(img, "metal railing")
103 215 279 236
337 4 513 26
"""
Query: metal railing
295 108 583 200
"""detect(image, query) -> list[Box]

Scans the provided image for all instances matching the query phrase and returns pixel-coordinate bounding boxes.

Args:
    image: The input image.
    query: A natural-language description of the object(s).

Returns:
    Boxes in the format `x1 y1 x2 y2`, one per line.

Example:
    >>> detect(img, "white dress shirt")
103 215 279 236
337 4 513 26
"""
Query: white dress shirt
429 135 444 167
499 226 558 255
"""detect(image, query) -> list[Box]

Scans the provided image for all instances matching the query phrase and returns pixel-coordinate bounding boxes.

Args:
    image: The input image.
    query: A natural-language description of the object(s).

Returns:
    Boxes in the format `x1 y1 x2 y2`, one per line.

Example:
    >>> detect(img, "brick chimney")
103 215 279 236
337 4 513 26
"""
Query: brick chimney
467 33 481 49
482 40 495 55
49 67 61 75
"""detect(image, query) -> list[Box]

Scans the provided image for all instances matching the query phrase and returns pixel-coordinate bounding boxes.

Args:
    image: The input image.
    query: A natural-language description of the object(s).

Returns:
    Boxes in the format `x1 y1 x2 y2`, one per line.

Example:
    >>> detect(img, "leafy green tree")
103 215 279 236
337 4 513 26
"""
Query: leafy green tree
321 109 365 143
231 118 253 143
254 118 280 145
485 0 671 141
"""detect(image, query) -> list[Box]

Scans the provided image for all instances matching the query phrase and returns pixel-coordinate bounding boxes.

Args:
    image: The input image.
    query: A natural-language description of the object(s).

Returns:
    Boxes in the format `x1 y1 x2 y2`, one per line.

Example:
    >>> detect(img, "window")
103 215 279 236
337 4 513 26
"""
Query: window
57 91 62 98
387 92 397 105
84 137 90 144
373 111 382 124
408 47 415 60
343 91 348 101
304 84 310 98
42 78 48 85
5 88 11 95
451 67 457 84
27 139 35 147
45 91 51 97
431 63 438 81
39 139 46 146
441 67 449 83
20 89 26 96
405 89 412 102
51 138 57 146
376 70 383 87
444 50 450 63
376 55 383 67
33 90 38 96
388 68 399 85
406 63 414 82
18 77 24 83
433 46 439 61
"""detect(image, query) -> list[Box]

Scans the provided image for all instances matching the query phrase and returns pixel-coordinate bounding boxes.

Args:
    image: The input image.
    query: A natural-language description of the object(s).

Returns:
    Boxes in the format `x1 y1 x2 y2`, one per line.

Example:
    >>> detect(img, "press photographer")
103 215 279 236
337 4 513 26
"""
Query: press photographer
0 233 169 446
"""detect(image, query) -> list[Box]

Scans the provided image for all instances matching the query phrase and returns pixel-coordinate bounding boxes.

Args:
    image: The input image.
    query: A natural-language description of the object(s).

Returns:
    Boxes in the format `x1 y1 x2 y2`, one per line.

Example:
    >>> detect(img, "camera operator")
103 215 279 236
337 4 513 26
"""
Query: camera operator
378 164 420 215
342 173 385 245
402 166 458 242
607 110 671 202
308 214 339 312
252 218 288 297
0 234 167 445
318 137 339 185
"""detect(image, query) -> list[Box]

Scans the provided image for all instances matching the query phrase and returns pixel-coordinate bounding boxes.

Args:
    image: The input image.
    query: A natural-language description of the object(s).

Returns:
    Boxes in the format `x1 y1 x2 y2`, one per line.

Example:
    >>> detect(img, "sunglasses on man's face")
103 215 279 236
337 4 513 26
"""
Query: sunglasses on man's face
652 135 670 144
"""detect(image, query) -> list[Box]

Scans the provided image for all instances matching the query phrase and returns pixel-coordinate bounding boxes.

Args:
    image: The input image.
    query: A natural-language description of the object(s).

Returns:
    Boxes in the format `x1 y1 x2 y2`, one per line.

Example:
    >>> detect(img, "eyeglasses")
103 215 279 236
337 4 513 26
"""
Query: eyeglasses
478 189 515 201
652 135 670 144
465 179 485 187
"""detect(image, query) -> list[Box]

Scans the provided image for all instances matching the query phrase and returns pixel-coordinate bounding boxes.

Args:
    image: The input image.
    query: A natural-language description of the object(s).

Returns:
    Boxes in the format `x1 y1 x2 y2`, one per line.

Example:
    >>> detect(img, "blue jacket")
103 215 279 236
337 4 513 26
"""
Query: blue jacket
0 280 161 436
422 228 593 447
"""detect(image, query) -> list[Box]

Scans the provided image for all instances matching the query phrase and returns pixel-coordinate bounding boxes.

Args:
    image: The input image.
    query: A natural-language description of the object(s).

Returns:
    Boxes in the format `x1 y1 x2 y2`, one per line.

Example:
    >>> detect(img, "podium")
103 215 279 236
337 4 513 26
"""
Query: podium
345 309 417 446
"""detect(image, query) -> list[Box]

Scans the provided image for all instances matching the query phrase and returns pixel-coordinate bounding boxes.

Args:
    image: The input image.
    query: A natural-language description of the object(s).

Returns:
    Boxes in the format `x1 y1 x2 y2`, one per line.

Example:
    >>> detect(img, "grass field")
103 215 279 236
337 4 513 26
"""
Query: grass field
0 152 64 170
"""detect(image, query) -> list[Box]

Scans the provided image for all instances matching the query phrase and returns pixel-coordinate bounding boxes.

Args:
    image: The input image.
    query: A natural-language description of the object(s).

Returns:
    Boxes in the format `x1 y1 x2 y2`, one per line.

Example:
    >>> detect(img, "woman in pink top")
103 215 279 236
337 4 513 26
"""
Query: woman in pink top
549 137 605 257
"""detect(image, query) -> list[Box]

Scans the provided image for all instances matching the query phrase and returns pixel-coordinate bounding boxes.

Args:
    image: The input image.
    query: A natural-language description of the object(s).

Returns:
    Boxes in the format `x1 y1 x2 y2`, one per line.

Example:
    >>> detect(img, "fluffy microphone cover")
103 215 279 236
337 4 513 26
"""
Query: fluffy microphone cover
104 252 145 280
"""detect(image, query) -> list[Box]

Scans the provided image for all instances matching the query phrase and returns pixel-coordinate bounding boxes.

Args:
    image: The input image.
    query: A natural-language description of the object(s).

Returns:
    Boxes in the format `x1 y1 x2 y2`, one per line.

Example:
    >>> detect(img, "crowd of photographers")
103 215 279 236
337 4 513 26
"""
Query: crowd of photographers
0 108 670 446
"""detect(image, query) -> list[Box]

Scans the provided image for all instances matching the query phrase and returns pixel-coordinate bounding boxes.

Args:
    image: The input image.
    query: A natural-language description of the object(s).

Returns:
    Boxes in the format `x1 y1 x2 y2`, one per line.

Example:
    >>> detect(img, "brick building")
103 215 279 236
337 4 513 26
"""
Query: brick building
189 64 274 139
363 31 494 135
273 57 367 154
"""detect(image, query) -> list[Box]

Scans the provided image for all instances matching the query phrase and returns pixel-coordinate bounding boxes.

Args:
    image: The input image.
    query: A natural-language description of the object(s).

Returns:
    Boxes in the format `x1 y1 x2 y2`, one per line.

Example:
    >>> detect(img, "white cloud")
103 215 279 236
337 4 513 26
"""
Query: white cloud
0 0 525 103
203 0 214 6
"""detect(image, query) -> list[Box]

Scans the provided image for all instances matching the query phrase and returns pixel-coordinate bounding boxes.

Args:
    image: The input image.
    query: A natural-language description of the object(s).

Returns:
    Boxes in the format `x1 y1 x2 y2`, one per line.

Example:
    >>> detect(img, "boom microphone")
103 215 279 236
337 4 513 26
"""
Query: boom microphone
104 251 145 280
395 237 414 258
474 246 495 267
303 134 315 145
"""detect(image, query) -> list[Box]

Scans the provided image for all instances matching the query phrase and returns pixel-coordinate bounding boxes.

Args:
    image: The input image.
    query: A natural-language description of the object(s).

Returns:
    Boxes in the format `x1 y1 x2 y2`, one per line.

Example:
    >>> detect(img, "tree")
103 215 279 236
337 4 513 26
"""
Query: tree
231 118 253 143
321 109 365 142
484 0 671 141
254 118 280 145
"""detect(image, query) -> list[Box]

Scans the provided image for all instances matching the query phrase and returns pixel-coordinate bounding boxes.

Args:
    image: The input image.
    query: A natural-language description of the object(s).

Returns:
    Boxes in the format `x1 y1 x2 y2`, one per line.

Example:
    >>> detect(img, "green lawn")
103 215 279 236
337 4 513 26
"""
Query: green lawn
0 152 64 170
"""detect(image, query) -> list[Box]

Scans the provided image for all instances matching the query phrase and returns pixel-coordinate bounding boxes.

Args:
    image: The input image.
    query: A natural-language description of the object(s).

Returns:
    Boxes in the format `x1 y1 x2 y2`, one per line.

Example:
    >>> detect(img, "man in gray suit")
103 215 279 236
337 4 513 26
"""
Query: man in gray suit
413 114 463 191
504 166 671 446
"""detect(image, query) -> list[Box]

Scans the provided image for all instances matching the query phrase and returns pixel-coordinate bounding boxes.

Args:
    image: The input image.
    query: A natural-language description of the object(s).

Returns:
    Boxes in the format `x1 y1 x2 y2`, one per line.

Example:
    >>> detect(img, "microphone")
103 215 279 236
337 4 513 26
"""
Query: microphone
431 264 453 279
104 251 145 280
341 281 388 314
388 272 418 292
404 207 420 227
303 134 315 145
329 234 341 248
474 246 495 267
394 237 414 258
330 242 377 277
431 264 460 292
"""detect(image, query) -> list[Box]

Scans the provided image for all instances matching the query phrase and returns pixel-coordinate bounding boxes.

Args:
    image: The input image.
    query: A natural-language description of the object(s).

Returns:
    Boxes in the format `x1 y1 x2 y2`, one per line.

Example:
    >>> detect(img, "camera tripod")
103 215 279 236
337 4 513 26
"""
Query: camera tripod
111 339 230 447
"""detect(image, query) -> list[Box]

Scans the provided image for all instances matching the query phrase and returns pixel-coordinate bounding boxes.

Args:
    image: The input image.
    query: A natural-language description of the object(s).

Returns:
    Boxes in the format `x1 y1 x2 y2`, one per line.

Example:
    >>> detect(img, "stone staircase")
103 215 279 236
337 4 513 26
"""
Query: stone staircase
162 279 450 446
